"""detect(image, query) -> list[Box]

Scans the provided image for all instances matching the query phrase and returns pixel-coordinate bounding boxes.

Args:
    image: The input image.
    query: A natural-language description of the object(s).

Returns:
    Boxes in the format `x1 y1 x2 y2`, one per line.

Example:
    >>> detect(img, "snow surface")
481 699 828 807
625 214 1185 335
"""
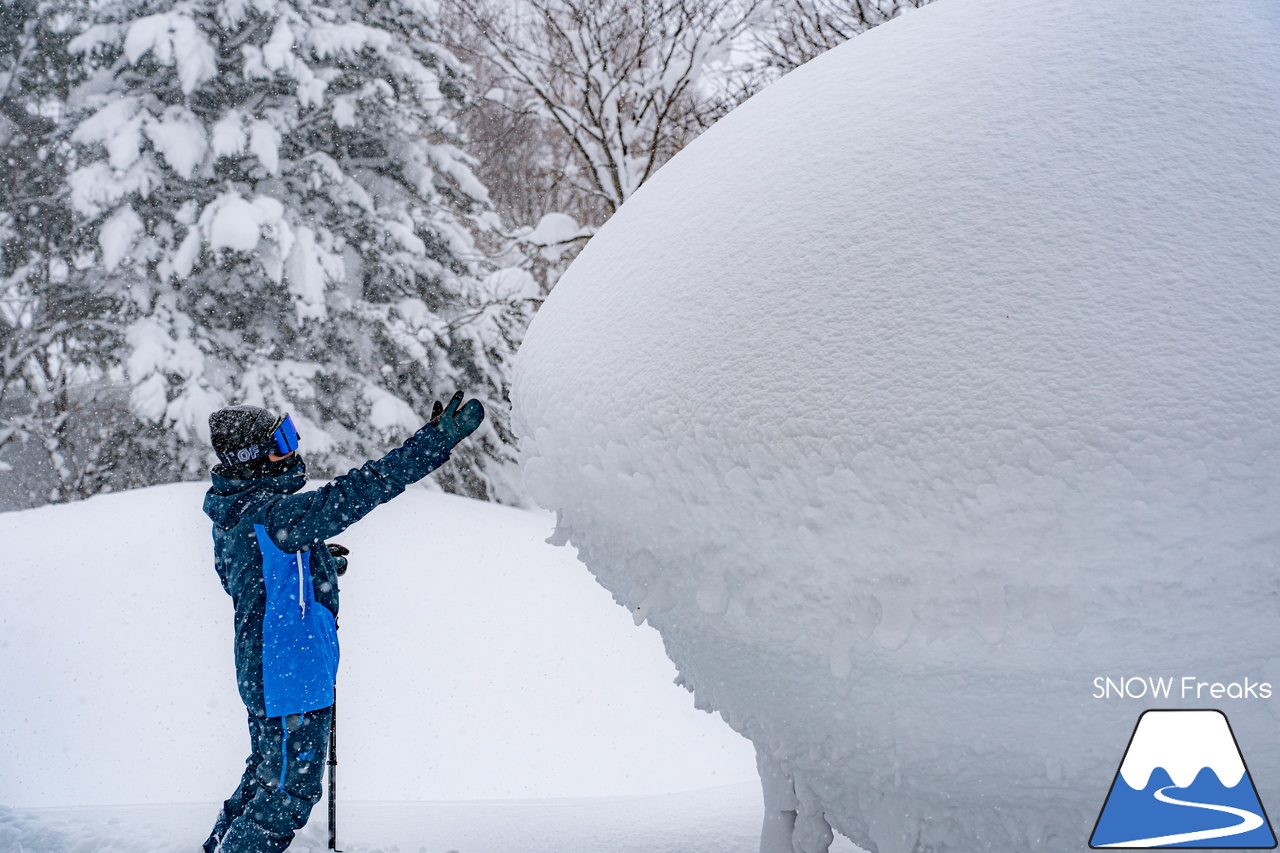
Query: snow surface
512 0 1280 850
0 483 757 817
2 784 875 853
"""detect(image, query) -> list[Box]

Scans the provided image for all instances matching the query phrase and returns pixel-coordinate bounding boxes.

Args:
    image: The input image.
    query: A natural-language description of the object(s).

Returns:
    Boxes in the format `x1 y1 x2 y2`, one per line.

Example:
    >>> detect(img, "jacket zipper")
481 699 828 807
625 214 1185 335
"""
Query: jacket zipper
296 551 306 619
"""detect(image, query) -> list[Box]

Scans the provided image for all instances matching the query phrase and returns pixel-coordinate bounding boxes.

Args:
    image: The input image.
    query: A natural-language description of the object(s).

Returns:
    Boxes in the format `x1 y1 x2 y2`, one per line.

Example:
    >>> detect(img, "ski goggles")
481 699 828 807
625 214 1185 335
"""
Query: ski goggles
273 414 299 455
216 414 300 467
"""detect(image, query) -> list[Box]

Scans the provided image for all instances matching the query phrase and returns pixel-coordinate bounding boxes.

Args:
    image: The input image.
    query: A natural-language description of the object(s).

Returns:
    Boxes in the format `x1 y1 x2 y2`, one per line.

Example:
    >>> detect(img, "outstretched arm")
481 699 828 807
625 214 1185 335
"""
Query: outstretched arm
265 394 484 551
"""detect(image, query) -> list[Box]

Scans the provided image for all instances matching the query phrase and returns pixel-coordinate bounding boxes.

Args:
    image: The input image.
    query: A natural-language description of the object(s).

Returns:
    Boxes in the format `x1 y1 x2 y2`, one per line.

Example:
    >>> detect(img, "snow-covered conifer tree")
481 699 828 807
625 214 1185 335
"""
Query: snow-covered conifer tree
66 0 532 499
1 0 146 505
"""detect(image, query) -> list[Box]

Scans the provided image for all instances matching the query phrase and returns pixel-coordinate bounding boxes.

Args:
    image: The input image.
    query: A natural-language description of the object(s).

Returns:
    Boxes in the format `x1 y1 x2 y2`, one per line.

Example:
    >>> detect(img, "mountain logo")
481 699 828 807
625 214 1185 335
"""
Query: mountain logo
1090 709 1276 848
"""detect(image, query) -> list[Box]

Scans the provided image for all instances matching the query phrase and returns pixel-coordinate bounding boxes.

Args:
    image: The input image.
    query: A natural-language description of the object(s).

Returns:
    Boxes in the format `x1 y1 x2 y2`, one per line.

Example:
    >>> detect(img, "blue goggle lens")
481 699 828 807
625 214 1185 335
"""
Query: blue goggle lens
273 414 299 454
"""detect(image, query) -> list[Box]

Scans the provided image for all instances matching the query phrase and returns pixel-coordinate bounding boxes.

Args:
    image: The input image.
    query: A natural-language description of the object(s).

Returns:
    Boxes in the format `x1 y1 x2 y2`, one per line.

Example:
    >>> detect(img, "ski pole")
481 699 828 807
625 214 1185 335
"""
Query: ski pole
328 683 340 851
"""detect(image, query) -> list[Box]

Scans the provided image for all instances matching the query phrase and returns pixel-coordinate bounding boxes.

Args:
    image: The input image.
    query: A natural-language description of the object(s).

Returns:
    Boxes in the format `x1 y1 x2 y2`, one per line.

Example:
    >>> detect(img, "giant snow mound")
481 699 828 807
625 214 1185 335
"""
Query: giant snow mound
511 0 1280 850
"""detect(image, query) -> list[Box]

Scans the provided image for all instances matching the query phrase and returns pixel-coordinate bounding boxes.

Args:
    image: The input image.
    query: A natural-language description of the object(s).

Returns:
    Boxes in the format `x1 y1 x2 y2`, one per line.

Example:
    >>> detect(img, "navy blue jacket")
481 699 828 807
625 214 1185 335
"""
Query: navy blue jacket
204 425 453 718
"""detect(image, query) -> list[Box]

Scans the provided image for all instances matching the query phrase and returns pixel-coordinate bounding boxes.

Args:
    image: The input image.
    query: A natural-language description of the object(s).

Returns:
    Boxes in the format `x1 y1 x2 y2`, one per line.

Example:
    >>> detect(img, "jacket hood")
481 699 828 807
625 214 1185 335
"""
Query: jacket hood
204 457 308 530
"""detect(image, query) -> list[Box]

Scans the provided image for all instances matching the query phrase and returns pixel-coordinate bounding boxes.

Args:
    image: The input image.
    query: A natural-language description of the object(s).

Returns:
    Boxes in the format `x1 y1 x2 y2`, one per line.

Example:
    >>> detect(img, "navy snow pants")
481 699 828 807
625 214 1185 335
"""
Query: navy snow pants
205 706 332 853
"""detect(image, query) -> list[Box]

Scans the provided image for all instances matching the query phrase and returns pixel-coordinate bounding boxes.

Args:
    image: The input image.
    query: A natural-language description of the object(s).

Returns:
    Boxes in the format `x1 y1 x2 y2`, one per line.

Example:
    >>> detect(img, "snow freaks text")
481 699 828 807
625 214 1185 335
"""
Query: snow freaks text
1093 677 1273 700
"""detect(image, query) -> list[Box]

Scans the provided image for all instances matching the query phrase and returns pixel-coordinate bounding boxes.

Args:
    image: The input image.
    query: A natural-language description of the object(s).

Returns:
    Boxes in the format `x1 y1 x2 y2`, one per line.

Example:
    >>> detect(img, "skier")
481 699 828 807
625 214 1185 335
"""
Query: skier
201 392 484 853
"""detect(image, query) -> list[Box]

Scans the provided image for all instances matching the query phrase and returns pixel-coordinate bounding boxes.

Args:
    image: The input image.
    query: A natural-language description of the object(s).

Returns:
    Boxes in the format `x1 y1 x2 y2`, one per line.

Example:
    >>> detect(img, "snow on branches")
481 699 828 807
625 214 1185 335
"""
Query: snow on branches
64 0 530 500
446 0 763 216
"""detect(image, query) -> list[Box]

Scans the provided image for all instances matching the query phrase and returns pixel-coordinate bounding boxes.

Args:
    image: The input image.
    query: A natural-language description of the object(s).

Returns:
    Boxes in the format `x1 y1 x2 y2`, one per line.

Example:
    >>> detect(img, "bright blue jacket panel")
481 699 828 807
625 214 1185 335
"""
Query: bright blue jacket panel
255 525 339 716
204 425 453 716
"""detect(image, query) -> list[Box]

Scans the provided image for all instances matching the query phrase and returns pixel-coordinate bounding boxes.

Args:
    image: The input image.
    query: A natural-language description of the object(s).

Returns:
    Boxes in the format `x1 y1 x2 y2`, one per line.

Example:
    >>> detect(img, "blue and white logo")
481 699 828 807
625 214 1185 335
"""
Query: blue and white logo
1091 709 1276 848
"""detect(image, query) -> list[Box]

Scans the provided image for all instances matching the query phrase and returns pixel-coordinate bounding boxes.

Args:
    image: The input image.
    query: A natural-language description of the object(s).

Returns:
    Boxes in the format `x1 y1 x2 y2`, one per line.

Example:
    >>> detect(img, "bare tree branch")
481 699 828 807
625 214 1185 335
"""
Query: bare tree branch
443 0 764 222
752 0 931 75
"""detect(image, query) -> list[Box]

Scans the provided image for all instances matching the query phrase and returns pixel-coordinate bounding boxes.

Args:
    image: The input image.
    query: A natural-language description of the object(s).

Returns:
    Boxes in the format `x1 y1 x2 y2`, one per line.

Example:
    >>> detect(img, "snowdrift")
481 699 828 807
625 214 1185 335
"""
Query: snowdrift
511 0 1280 850
0 483 755 808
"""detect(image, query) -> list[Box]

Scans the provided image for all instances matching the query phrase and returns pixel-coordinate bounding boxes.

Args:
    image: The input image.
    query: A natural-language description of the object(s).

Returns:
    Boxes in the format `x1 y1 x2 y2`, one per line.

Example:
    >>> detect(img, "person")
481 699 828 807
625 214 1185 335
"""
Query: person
201 392 484 853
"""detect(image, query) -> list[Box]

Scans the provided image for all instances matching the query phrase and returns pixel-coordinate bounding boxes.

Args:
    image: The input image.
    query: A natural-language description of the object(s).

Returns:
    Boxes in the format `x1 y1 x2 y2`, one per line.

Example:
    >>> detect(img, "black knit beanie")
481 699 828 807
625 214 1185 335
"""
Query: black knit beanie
209 405 300 479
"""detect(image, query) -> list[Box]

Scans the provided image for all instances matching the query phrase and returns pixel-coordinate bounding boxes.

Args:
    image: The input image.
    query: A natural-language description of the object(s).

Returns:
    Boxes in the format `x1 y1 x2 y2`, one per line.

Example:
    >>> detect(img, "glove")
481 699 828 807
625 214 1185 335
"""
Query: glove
327 542 349 576
429 390 485 447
